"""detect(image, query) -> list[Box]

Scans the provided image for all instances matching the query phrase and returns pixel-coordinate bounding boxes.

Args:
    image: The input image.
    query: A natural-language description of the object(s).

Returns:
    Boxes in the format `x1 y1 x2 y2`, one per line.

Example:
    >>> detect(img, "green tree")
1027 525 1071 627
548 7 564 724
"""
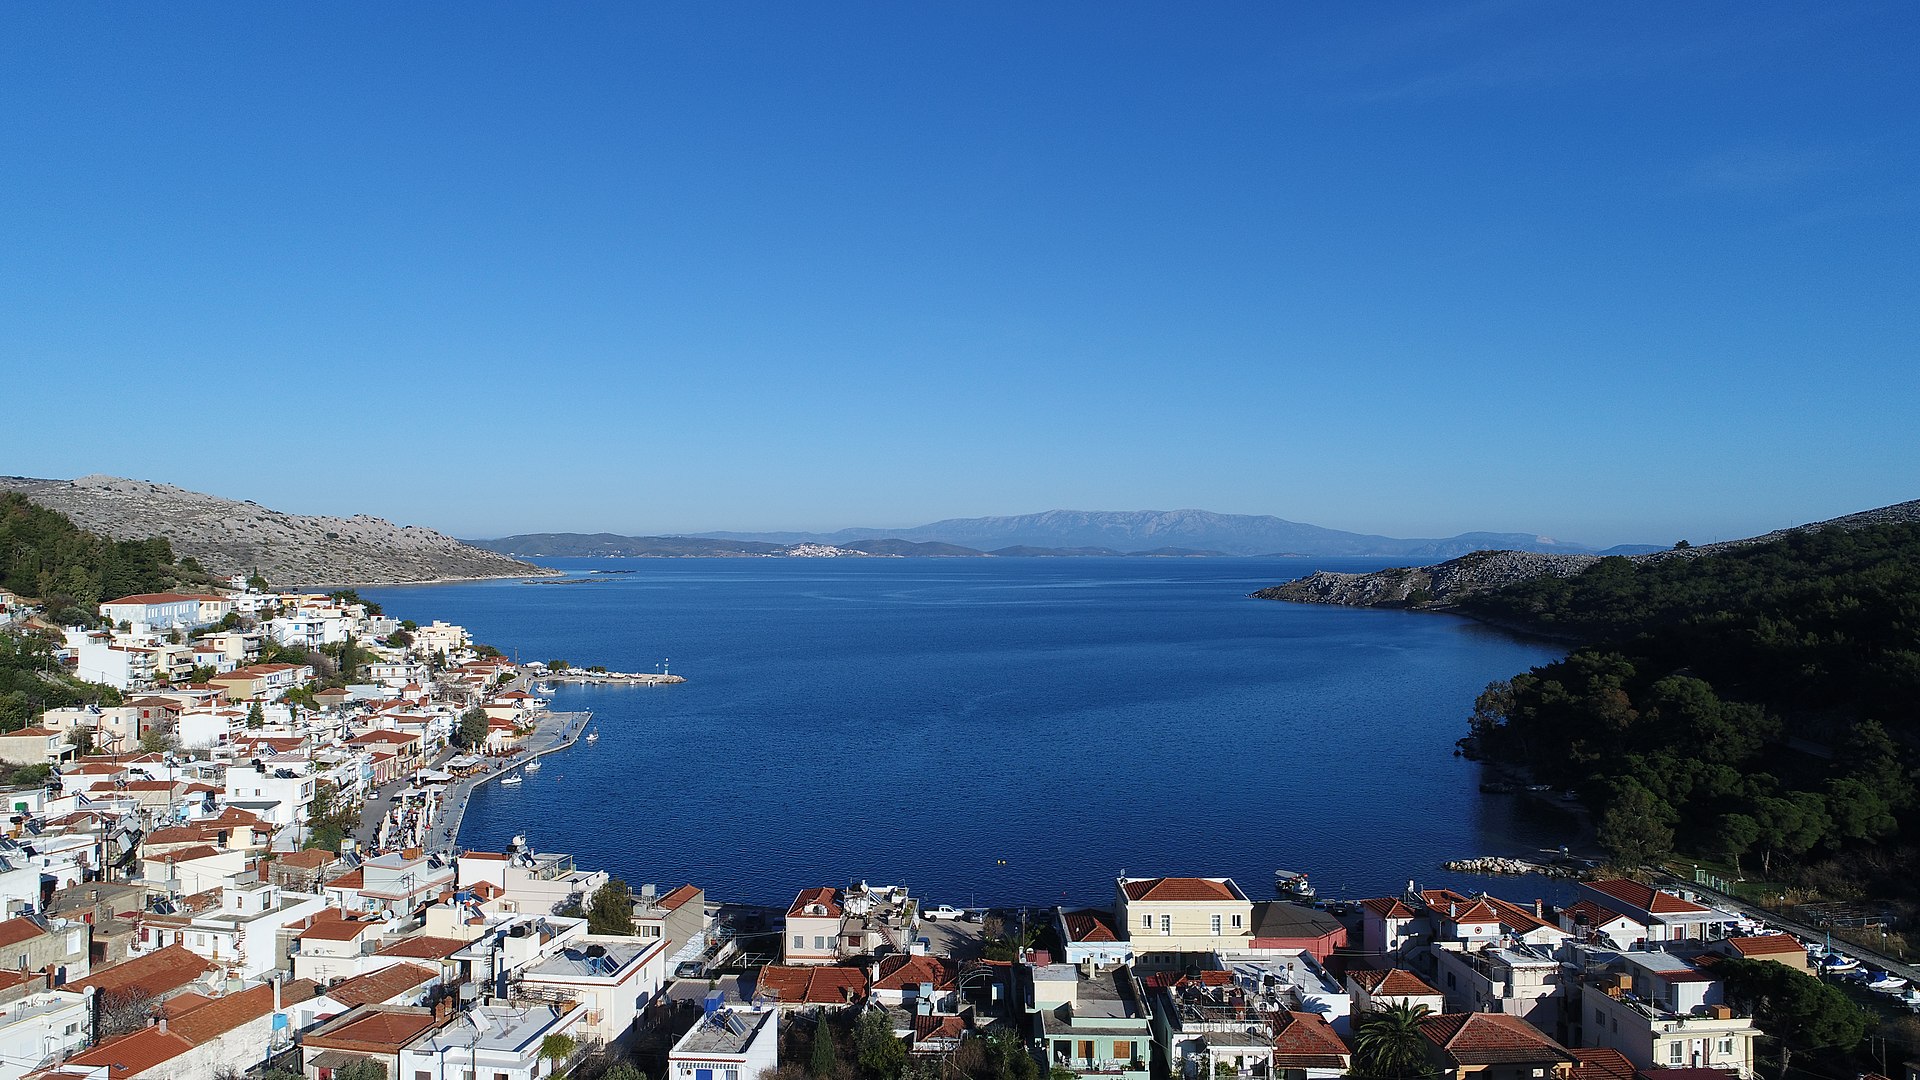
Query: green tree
603 1066 646 1080
1351 1002 1431 1079
454 708 489 749
1715 813 1761 875
1596 779 1675 868
247 701 266 729
586 877 635 935
1714 957 1866 1052
540 1034 578 1078
810 1012 838 1080
336 1061 388 1080
138 729 179 754
854 1008 908 1080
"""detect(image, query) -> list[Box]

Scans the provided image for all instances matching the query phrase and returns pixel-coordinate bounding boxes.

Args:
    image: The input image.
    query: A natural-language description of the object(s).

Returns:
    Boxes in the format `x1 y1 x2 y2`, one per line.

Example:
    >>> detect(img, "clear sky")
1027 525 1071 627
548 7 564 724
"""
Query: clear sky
2 3 1914 548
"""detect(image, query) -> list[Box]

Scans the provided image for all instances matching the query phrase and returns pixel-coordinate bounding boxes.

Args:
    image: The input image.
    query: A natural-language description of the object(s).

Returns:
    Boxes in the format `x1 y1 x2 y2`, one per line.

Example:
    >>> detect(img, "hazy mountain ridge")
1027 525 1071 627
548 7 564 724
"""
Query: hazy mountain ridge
1255 497 1920 609
0 475 548 587
698 508 1627 558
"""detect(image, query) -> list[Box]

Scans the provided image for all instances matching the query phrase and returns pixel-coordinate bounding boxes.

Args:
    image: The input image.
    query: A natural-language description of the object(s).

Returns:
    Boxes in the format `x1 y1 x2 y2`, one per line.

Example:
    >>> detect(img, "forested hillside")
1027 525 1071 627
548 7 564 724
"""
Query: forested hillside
1463 522 1920 891
1 492 205 623
0 493 210 729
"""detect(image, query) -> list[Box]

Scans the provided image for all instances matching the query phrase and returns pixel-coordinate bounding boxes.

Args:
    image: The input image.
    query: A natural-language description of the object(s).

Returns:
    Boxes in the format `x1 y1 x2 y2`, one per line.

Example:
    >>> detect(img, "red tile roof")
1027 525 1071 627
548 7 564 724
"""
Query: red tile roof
1062 909 1120 943
1349 969 1440 997
873 955 955 992
325 963 438 1008
1120 877 1238 902
68 945 217 1000
1417 1013 1572 1065
657 884 701 911
1584 879 1710 915
169 979 319 1044
64 1027 197 1079
0 918 47 949
789 887 844 919
375 936 470 960
299 917 383 942
1570 1047 1636 1080
275 849 338 870
756 965 869 1005
1358 896 1418 920
1270 1011 1349 1069
1562 900 1635 927
1726 934 1803 957
304 1005 443 1053
1480 897 1557 936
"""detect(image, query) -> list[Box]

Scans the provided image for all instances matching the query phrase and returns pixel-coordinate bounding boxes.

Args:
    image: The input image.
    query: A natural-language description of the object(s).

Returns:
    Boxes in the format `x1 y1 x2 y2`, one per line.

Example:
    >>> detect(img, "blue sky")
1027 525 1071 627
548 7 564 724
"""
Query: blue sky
2 3 1914 548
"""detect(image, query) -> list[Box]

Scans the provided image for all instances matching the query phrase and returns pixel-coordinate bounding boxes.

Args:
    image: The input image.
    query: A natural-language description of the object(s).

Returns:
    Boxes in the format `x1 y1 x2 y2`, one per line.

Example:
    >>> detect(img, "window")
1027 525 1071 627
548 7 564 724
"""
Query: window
1113 1042 1134 1061
814 936 827 950
417 1073 431 1080
1142 914 1152 929
1669 1044 1683 1065
1160 915 1171 935
1446 972 1456 988
793 934 804 949
1717 1039 1734 1056
1231 914 1242 928
1210 914 1222 934
497 1072 510 1080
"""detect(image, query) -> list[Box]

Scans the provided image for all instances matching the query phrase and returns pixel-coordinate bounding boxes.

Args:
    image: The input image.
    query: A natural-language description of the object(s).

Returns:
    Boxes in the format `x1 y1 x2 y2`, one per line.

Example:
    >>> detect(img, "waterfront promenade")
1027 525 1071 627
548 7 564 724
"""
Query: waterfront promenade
432 708 593 852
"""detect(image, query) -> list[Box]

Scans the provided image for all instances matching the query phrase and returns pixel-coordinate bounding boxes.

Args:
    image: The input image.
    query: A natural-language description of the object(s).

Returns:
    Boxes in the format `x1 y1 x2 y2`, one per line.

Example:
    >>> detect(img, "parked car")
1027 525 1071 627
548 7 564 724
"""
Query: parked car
674 961 704 979
923 904 968 921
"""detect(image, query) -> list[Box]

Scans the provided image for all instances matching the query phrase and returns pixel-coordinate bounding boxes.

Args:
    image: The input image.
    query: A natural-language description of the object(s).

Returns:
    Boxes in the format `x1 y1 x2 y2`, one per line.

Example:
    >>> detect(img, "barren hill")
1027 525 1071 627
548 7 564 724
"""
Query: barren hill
0 475 547 587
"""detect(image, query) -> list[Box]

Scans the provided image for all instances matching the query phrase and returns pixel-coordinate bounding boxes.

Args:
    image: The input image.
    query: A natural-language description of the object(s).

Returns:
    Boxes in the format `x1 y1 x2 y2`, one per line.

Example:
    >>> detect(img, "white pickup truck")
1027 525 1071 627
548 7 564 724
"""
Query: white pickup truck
922 904 969 921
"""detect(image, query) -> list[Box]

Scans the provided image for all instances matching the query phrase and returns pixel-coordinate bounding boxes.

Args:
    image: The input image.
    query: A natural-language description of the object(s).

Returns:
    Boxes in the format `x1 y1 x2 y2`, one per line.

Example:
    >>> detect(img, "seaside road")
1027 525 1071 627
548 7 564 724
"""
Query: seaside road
429 709 593 853
1654 871 1920 988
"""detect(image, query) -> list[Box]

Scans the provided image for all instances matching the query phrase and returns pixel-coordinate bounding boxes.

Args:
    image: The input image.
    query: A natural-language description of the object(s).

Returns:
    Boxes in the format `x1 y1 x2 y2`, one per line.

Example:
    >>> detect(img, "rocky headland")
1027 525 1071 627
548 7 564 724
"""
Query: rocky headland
1253 498 1920 610
0 474 550 587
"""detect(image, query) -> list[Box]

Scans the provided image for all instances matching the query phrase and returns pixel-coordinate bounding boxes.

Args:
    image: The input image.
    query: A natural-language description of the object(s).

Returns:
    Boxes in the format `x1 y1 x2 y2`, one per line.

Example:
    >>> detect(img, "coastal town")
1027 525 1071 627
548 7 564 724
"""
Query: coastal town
0 579 1912 1080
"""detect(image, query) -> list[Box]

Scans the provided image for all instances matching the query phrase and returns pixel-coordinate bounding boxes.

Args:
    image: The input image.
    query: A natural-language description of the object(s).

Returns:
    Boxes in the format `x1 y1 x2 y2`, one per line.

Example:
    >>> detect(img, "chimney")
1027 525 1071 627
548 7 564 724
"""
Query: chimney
158 1016 168 1034
1533 899 1543 918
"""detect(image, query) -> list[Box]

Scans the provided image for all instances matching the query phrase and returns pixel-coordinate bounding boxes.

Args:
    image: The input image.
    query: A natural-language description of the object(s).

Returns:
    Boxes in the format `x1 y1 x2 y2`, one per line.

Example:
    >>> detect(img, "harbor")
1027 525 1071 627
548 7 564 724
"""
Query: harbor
361 708 596 853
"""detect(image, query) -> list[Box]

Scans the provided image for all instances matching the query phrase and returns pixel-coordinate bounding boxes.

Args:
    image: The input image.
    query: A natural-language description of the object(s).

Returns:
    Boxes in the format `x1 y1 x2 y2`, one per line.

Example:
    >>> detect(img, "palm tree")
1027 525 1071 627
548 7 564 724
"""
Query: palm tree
1351 1002 1432 1079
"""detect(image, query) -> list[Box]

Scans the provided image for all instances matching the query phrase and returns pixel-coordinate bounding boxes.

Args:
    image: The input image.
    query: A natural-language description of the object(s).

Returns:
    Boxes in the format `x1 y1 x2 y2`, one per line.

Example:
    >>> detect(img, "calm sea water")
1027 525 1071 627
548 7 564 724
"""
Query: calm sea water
362 558 1573 909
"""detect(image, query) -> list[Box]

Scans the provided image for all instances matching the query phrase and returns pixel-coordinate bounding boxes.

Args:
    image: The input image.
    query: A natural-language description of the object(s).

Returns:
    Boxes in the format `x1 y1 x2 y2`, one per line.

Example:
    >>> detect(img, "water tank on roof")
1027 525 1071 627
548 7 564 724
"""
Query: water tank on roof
703 990 724 1017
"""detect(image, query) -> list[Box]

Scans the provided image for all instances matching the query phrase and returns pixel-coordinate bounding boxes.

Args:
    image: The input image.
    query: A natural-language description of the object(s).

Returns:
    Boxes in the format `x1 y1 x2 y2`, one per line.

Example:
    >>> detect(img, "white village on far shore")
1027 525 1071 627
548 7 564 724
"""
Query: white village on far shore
0 580 1905 1080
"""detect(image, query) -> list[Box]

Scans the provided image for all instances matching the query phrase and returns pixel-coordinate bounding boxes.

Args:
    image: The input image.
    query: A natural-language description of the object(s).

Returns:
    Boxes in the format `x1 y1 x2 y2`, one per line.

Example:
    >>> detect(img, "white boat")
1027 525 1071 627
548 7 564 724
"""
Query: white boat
1820 952 1860 974
584 730 599 743
523 760 541 772
1864 971 1909 993
535 683 557 695
1274 869 1316 900
1899 987 1920 1010
499 773 523 786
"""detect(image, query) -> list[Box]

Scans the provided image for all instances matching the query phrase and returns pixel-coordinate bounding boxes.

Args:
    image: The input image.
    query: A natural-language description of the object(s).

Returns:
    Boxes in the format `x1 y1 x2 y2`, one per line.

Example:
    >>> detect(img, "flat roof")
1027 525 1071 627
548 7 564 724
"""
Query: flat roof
674 1007 774 1057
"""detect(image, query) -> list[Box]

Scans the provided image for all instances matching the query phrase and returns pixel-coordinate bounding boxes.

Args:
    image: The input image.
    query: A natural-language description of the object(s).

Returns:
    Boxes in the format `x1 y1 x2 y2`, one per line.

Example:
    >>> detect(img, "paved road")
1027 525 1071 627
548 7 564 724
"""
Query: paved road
1654 870 1920 988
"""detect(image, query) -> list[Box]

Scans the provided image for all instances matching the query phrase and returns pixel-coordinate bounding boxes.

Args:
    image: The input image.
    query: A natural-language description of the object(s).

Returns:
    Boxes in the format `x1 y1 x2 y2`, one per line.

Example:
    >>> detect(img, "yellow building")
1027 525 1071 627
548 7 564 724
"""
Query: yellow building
1112 876 1252 971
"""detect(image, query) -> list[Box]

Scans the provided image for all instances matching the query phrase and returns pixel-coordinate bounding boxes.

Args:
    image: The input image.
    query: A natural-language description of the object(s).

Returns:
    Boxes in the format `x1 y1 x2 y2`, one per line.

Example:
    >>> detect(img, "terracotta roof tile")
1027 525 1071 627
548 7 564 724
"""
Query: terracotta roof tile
0 918 47 949
1570 1047 1636 1080
1120 877 1238 902
68 945 217 1000
64 1027 197 1079
1349 969 1440 997
1062 909 1120 943
1726 934 1803 957
873 956 954 992
325 964 438 1008
1584 879 1709 915
304 1005 442 1053
1358 896 1418 920
169 980 319 1044
1417 1013 1572 1065
788 887 843 919
657 884 701 910
756 965 869 1004
1270 1011 1349 1069
375 936 469 960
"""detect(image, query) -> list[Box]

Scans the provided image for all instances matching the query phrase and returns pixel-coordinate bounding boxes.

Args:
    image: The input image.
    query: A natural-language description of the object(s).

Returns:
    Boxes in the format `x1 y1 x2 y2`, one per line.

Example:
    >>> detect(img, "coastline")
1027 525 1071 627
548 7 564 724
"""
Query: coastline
291 566 564 590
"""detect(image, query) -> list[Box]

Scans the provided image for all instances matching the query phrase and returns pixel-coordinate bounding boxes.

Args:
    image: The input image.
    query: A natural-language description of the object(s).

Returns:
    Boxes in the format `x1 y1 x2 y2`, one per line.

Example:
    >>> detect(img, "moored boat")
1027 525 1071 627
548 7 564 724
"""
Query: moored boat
1274 869 1315 900
500 772 524 786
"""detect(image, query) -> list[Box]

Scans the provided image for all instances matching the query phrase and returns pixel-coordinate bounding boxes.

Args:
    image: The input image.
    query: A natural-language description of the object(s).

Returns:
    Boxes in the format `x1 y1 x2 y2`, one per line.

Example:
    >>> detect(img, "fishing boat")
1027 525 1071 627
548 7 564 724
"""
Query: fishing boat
1864 971 1909 993
535 683 557 695
1273 869 1316 900
500 773 524 786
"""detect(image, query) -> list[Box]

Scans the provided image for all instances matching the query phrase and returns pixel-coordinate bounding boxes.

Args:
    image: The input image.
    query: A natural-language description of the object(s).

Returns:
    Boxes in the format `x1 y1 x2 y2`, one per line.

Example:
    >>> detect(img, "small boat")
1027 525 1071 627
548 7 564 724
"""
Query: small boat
1819 952 1860 974
1899 987 1920 1010
1864 971 1909 993
535 683 557 695
499 773 523 786
523 760 541 772
585 729 599 743
1274 870 1316 900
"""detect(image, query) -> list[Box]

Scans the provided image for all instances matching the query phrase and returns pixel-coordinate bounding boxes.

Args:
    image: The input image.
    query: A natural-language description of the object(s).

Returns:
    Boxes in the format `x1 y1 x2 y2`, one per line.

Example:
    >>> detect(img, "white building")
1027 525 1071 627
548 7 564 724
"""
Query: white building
398 1003 588 1080
0 990 91 1080
1579 951 1759 1076
668 1005 779 1080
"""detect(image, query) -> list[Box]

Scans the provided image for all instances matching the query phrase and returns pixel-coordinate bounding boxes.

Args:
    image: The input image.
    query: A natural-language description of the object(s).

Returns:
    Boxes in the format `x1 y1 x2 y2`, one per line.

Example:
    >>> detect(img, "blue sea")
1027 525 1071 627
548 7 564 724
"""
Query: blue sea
362 558 1574 909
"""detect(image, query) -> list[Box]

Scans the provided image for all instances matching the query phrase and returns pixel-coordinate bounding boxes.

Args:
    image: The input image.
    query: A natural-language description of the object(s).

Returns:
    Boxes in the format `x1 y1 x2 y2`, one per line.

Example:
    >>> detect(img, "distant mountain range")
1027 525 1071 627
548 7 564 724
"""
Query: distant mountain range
471 509 1657 559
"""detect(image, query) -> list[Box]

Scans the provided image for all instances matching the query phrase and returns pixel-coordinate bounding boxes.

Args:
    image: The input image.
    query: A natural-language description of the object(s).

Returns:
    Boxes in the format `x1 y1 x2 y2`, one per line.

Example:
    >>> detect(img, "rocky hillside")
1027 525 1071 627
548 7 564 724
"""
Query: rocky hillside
0 475 548 587
1254 497 1920 609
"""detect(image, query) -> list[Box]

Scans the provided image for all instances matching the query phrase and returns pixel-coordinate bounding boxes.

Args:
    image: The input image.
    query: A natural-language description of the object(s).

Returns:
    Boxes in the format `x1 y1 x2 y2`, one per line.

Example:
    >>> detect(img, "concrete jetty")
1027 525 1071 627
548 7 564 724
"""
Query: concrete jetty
542 671 685 686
